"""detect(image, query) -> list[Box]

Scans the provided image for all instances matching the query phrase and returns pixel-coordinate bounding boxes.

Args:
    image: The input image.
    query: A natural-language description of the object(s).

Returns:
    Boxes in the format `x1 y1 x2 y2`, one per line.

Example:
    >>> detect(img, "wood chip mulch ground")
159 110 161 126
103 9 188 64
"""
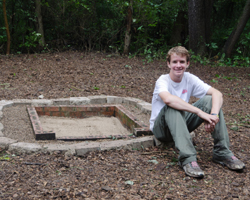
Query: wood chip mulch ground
0 51 249 199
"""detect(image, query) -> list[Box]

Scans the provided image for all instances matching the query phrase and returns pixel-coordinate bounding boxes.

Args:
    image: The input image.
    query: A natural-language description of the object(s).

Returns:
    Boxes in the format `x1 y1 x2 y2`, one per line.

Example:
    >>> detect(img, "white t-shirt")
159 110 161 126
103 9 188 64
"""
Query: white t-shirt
149 72 211 131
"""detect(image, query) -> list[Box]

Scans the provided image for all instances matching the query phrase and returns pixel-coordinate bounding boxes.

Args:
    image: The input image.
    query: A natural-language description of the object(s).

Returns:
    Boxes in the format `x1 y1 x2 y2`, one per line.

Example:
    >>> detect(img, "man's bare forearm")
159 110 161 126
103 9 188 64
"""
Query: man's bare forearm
159 91 219 124
160 92 201 114
207 87 223 114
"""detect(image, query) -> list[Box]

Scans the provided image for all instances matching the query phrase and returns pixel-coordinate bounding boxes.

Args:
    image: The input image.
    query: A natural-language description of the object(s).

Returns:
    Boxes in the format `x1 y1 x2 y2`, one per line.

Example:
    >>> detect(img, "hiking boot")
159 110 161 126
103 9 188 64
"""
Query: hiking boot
181 161 204 178
213 155 245 171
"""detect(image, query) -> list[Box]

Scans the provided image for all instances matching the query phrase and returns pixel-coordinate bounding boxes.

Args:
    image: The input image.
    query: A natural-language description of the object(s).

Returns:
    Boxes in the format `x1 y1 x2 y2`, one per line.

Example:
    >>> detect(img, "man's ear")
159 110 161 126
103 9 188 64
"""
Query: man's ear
187 61 190 68
167 61 171 68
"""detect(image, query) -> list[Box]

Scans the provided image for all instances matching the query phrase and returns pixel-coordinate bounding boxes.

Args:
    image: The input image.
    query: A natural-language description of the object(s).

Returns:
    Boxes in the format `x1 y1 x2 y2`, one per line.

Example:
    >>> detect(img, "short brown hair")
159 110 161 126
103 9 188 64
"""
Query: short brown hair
166 46 190 63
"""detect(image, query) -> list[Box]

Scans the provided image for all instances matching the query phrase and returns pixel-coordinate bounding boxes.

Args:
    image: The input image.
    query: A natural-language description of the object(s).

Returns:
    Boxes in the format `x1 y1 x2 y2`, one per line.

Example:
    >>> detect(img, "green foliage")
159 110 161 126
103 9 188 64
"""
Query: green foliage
0 27 7 44
0 0 249 63
190 50 211 65
230 126 238 131
0 154 10 161
211 0 247 49
211 79 218 83
211 73 239 83
189 46 249 68
0 0 39 53
217 51 250 67
129 0 187 57
139 44 167 63
206 42 218 58
93 86 100 90
235 21 250 57
194 55 250 68
19 31 42 53
124 64 132 69
211 0 250 60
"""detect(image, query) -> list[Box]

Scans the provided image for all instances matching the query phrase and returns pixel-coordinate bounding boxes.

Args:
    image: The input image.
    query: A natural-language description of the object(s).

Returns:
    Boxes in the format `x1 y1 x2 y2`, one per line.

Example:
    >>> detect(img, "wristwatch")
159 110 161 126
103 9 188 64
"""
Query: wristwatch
211 113 219 118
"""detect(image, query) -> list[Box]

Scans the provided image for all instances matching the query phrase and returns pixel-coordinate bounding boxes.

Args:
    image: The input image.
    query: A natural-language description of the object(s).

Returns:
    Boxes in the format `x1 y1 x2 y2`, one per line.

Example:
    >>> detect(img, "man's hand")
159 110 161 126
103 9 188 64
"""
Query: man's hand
197 111 219 124
159 90 221 133
204 121 215 132
196 111 220 133
204 115 220 133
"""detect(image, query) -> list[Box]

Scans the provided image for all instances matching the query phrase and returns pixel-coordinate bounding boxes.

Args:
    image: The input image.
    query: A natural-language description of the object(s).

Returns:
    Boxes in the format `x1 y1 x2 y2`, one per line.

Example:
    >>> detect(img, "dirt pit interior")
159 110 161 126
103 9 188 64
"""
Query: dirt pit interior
39 115 132 138
26 104 152 141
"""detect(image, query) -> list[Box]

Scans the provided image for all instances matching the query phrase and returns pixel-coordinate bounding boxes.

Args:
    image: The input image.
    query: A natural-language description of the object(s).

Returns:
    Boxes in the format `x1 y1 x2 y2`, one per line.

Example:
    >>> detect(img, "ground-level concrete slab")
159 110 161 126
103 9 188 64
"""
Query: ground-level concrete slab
0 137 18 149
74 142 101 156
5 136 154 156
9 142 42 154
1 96 155 155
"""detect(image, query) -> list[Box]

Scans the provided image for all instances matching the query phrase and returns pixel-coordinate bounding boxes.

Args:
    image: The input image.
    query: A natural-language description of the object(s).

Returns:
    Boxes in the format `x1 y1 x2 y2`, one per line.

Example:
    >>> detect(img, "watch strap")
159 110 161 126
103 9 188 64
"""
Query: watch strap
211 113 219 118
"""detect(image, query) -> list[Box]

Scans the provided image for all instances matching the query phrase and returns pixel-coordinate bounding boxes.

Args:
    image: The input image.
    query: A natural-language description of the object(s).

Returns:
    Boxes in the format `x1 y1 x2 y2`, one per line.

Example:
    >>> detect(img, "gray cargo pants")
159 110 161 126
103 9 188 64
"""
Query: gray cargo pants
152 95 233 166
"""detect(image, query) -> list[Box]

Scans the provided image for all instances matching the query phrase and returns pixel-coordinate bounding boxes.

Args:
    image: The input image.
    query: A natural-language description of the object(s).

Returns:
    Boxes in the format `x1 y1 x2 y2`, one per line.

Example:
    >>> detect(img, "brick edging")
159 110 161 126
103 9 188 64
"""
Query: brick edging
0 96 154 155
27 104 152 140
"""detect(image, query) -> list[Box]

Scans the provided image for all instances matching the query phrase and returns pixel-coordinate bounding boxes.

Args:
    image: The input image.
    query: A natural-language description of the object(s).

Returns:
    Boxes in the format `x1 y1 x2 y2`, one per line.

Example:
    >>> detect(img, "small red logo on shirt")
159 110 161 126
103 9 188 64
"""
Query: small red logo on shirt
182 89 187 94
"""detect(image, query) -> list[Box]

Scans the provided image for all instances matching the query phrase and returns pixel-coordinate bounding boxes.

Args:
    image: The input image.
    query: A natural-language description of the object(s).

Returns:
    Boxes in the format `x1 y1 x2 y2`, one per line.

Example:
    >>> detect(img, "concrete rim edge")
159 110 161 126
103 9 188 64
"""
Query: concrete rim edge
0 96 154 156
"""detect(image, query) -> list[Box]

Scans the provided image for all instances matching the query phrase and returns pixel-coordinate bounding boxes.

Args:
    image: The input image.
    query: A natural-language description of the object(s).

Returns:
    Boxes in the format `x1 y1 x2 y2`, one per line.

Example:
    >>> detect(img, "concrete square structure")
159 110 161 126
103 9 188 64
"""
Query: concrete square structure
27 104 152 141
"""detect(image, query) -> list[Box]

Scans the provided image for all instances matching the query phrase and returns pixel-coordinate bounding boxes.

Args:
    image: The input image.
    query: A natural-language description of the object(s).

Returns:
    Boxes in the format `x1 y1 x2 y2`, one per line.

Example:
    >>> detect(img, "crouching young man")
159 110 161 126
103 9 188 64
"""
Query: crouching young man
149 46 245 178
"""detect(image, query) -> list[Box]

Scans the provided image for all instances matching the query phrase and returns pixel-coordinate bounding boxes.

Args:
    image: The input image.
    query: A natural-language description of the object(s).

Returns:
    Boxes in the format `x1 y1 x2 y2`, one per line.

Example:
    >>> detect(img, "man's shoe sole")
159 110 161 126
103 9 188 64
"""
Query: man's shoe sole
183 168 204 178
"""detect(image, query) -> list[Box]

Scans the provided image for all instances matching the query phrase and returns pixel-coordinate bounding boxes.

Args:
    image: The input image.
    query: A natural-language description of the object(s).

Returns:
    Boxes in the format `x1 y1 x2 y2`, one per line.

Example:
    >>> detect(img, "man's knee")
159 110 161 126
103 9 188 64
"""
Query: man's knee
167 106 185 116
202 95 212 103
200 95 213 110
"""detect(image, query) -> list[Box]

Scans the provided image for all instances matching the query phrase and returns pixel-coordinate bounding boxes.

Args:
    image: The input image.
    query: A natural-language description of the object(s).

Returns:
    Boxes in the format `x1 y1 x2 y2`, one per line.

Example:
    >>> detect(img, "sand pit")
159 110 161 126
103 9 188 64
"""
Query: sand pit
39 115 132 138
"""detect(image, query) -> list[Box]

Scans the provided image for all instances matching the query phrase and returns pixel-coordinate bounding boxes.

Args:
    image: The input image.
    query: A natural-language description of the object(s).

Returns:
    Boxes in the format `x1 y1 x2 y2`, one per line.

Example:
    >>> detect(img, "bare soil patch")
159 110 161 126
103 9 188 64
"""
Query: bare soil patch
0 52 249 199
2 103 150 144
39 115 131 138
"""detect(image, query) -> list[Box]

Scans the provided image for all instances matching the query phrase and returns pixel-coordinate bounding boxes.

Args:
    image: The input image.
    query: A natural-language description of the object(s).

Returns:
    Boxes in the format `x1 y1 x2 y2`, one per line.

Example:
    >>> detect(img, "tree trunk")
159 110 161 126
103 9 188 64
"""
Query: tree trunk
223 0 250 58
35 0 45 46
169 11 188 46
204 0 213 44
188 0 213 55
2 0 11 55
123 0 133 55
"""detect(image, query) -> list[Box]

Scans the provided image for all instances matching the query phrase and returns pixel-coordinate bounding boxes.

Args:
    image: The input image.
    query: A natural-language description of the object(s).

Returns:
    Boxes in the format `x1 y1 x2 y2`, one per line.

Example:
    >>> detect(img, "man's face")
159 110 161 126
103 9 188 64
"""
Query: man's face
167 53 189 81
